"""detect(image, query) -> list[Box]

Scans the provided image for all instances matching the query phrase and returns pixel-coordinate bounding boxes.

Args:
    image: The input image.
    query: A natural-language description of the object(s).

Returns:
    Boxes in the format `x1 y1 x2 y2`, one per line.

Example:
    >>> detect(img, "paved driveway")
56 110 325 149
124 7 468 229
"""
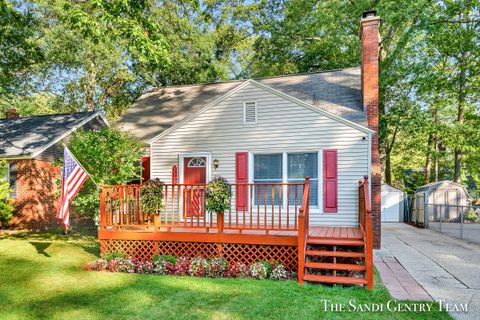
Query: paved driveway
377 223 480 320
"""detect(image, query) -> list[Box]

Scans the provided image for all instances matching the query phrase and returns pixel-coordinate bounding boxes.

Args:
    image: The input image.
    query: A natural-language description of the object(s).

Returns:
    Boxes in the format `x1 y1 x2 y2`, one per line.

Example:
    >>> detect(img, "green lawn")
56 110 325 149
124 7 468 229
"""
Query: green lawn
0 232 452 320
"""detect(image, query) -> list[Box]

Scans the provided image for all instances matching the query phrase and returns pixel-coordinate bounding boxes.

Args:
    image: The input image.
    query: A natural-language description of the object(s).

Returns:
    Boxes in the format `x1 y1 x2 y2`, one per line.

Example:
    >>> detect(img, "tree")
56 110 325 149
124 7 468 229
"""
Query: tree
421 1 480 183
2 0 246 120
67 127 143 217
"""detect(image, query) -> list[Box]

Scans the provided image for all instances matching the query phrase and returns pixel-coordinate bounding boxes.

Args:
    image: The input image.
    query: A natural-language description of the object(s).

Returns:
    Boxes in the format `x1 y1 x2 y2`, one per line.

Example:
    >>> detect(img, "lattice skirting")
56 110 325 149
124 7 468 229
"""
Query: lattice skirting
100 239 298 271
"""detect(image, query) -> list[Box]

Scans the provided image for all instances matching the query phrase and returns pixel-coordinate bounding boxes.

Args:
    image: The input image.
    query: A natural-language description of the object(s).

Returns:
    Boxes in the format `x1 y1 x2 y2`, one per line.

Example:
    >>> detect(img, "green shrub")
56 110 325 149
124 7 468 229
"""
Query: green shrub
0 200 14 228
163 255 177 265
260 260 274 277
101 251 127 261
464 209 480 223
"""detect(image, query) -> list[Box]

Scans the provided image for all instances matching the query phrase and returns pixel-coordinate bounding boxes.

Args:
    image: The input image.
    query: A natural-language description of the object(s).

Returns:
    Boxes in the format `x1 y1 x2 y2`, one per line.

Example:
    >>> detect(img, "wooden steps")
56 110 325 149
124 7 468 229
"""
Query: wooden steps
305 262 366 271
306 238 364 246
303 274 368 285
305 250 365 258
301 234 368 287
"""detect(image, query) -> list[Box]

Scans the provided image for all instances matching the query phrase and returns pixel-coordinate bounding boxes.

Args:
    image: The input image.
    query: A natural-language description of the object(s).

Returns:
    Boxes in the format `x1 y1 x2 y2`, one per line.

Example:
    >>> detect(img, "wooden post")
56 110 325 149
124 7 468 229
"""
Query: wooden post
217 212 224 233
99 181 106 229
297 209 305 285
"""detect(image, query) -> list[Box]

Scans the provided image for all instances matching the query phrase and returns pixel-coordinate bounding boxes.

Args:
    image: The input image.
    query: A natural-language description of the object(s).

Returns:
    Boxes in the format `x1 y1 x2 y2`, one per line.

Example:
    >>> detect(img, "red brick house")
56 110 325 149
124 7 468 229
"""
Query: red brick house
0 110 109 229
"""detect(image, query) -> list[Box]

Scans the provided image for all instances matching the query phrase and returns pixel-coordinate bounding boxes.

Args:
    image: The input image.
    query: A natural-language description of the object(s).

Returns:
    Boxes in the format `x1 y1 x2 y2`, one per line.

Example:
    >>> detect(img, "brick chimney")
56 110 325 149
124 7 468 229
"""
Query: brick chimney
6 108 19 119
360 10 381 249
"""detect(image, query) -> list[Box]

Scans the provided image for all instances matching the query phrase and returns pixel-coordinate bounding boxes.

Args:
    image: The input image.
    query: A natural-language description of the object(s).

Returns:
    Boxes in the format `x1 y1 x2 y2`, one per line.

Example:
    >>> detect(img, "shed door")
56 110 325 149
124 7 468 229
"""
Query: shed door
381 190 401 222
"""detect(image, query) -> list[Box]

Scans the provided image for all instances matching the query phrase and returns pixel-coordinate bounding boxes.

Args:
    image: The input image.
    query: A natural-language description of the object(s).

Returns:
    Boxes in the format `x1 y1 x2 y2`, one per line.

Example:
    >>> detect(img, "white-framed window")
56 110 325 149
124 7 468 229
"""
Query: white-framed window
0 162 16 198
287 153 318 205
243 101 257 124
252 152 319 206
253 153 282 205
187 157 206 168
0 163 8 184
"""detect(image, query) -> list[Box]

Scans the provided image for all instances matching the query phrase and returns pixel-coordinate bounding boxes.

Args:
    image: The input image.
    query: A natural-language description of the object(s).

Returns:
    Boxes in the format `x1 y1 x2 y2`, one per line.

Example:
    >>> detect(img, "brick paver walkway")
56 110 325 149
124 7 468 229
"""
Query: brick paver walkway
375 256 432 301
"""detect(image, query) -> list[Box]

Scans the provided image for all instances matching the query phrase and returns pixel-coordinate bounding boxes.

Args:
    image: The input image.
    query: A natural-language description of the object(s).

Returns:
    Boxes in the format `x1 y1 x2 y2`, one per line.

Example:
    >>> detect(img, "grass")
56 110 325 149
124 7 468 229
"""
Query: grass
0 232 452 320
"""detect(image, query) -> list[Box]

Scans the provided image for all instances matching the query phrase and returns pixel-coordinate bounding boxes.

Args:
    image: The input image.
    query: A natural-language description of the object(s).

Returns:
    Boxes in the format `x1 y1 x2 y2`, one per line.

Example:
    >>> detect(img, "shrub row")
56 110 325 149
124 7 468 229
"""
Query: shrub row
90 252 292 280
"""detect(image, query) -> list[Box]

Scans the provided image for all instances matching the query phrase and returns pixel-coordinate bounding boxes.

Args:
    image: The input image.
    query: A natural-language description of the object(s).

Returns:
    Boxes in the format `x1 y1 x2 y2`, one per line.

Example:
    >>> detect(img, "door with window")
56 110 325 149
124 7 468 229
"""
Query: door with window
184 157 206 218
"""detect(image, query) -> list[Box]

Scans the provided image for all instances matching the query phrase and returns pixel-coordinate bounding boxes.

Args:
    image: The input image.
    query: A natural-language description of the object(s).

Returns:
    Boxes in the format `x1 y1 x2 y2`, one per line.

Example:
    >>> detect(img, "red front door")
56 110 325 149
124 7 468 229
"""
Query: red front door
184 157 207 218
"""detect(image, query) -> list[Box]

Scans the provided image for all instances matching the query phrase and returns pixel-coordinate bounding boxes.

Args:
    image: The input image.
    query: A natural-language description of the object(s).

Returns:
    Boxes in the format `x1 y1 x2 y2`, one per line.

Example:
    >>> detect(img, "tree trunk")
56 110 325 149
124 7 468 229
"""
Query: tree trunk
434 139 439 182
85 61 96 111
433 107 439 182
454 56 467 183
384 125 399 185
385 152 392 185
424 133 433 183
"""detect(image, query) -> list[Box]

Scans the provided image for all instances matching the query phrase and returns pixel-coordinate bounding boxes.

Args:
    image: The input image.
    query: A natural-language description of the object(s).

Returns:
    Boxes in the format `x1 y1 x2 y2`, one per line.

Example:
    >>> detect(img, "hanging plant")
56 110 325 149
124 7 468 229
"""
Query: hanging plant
141 178 165 214
205 176 232 214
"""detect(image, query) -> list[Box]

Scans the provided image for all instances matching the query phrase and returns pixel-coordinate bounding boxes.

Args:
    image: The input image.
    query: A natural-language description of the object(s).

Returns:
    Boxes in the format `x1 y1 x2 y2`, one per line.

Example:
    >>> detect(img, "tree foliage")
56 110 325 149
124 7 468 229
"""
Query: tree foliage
67 127 143 217
2 0 480 194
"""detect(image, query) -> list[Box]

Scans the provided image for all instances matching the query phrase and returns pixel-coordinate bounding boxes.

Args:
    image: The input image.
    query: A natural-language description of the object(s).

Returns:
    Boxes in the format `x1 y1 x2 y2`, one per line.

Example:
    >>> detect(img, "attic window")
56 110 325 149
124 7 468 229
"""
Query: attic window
243 101 257 124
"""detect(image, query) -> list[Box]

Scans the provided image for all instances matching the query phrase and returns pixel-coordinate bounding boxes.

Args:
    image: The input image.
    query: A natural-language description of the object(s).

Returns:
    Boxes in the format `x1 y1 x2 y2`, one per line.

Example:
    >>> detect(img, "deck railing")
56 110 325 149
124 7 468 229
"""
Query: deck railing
358 176 373 290
99 180 307 233
297 177 310 285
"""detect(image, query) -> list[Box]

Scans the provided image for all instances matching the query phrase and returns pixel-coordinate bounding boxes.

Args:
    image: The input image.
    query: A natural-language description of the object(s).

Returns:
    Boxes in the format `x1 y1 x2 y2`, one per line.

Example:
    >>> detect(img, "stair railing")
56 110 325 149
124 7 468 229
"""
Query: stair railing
358 176 374 290
297 177 310 285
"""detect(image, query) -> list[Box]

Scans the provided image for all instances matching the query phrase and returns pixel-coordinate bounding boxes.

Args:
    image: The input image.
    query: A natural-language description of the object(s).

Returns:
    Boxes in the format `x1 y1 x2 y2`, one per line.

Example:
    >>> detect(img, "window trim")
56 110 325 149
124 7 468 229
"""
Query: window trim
243 100 257 124
250 151 322 209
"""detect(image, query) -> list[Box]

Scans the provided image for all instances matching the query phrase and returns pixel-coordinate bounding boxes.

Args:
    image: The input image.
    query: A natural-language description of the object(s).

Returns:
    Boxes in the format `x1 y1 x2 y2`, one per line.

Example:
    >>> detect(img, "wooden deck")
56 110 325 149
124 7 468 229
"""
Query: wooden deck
98 177 374 289
101 225 361 239
99 225 363 252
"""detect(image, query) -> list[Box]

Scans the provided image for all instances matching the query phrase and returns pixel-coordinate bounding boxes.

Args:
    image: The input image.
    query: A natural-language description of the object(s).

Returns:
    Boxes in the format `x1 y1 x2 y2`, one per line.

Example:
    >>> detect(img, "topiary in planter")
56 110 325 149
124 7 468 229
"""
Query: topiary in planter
205 176 232 214
141 179 165 215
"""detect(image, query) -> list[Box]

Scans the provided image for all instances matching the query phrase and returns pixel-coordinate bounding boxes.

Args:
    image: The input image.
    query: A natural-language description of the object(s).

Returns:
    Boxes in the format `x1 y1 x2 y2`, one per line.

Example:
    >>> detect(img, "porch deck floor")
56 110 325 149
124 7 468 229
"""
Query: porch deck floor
103 225 362 239
309 226 363 239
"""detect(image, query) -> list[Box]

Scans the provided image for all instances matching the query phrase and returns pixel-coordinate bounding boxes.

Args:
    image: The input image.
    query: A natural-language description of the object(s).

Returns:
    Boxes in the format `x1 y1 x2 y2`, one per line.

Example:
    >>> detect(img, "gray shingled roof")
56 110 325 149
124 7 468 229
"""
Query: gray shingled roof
0 111 101 158
116 67 365 143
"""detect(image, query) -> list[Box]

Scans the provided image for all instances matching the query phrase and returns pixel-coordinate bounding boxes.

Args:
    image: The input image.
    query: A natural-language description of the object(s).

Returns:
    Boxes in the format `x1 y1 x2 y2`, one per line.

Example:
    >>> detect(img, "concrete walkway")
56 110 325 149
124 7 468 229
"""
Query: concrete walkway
376 223 480 320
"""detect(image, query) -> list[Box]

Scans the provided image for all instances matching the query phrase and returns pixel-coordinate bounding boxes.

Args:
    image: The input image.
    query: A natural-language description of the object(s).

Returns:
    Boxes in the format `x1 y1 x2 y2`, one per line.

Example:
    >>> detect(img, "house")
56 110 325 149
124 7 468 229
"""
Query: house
107 11 380 287
0 110 109 229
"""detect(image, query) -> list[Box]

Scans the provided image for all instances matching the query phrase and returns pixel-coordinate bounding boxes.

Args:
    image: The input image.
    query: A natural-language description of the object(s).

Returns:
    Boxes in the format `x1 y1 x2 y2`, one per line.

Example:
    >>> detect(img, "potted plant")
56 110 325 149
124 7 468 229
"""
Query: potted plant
205 176 232 231
141 179 165 228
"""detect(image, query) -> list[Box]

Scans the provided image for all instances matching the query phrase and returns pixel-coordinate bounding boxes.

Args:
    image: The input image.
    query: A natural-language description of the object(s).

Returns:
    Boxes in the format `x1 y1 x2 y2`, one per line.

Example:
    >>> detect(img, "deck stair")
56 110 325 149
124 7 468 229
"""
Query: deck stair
301 233 368 286
297 177 373 289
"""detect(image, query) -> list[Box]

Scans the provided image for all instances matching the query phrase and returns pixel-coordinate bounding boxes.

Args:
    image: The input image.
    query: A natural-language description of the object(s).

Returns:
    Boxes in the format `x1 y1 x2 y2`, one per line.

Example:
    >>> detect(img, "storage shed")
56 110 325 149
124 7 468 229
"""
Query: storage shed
381 184 405 222
412 181 472 225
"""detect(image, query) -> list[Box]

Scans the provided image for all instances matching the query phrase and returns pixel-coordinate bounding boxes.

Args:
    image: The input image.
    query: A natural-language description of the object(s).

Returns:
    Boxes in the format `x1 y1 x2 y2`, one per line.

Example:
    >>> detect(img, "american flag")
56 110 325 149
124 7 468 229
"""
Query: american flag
56 147 89 230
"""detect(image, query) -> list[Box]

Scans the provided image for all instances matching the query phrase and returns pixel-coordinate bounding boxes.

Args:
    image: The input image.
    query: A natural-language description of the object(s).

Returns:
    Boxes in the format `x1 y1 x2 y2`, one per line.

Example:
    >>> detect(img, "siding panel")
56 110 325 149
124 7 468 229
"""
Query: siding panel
151 83 369 226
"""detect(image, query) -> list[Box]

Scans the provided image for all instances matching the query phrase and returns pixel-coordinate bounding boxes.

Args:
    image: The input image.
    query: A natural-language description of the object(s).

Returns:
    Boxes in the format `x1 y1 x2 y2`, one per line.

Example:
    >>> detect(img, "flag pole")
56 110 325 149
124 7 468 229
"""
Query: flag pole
63 144 100 189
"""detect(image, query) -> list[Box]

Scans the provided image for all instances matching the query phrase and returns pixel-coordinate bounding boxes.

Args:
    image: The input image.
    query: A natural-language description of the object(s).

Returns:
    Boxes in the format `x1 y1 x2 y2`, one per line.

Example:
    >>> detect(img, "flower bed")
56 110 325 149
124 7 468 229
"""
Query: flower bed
87 253 293 280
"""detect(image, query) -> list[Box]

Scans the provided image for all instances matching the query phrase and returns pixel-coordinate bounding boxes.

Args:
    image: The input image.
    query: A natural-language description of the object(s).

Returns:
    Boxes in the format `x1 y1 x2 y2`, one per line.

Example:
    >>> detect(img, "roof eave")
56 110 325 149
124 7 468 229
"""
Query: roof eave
30 111 110 158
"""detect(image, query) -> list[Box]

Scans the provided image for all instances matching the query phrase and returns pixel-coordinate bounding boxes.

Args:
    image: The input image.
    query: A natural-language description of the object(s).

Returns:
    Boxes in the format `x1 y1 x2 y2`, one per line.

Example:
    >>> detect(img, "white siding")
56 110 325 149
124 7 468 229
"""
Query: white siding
151 82 370 226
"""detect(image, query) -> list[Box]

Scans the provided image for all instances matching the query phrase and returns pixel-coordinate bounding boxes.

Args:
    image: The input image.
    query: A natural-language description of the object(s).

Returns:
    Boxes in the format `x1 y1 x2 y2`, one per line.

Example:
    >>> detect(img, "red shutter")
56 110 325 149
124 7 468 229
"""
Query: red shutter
141 156 150 183
235 152 249 211
323 150 338 213
171 165 178 184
